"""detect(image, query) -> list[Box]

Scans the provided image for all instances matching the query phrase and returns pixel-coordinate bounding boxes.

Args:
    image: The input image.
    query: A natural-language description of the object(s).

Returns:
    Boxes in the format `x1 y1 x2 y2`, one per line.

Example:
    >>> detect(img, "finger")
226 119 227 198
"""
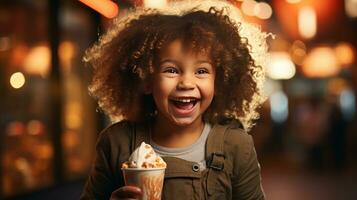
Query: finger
111 186 142 198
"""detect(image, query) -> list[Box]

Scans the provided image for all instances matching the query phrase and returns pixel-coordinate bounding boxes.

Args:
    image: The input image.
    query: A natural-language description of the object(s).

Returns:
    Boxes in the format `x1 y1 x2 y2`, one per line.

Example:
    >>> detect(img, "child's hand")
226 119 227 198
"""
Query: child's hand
110 186 142 200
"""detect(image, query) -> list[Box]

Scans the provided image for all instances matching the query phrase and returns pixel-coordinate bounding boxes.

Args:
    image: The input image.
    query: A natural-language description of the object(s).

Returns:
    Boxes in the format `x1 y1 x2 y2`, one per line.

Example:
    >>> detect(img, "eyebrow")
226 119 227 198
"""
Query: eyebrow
159 59 212 65
159 59 179 65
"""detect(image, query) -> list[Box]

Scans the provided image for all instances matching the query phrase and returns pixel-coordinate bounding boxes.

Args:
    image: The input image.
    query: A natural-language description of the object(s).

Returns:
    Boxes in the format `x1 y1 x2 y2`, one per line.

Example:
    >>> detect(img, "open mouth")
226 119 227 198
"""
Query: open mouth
169 97 200 111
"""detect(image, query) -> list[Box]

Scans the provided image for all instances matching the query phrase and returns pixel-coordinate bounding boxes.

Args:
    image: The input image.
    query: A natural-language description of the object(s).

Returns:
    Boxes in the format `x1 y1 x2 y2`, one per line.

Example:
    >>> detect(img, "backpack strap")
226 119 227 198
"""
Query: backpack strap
205 123 229 196
206 123 229 171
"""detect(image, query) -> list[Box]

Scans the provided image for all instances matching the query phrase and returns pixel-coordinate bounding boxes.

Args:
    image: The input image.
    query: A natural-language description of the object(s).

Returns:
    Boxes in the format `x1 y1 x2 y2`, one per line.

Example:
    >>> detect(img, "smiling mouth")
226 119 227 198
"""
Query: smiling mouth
169 97 200 110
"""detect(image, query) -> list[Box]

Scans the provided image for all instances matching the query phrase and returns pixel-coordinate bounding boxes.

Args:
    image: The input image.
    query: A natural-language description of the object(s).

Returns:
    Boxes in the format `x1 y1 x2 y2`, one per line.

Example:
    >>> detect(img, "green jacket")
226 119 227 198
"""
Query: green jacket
80 120 265 199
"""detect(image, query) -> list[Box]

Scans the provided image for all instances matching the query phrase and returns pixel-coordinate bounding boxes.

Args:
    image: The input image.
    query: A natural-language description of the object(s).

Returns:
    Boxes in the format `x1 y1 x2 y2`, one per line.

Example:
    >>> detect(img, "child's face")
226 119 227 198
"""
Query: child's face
150 40 215 126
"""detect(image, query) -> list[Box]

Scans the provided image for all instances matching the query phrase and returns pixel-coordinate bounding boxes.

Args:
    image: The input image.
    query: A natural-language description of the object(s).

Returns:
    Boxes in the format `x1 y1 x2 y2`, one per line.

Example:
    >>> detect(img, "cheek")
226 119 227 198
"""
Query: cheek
152 78 175 99
203 80 215 98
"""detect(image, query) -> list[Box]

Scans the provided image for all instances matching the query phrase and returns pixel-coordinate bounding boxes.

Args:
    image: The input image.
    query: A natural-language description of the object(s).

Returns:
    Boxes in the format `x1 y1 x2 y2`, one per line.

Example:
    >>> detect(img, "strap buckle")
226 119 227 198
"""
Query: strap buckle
208 152 225 171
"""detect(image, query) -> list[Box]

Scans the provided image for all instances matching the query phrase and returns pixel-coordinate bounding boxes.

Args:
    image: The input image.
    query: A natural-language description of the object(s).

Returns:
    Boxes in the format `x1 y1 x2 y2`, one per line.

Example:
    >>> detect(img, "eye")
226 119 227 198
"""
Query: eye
163 67 179 74
196 68 209 75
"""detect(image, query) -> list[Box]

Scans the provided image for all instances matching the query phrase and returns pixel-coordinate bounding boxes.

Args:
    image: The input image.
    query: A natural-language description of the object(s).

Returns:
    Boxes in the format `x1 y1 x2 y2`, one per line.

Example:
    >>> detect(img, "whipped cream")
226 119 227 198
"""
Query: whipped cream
122 142 166 169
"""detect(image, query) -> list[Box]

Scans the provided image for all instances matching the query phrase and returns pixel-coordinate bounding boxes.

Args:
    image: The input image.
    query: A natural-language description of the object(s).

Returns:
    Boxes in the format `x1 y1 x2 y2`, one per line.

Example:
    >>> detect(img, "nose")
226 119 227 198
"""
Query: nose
177 74 195 90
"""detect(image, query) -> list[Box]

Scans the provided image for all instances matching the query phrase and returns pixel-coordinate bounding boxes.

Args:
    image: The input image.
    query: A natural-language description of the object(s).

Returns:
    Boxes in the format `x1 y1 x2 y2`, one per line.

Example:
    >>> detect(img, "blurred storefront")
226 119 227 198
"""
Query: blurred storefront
0 0 106 198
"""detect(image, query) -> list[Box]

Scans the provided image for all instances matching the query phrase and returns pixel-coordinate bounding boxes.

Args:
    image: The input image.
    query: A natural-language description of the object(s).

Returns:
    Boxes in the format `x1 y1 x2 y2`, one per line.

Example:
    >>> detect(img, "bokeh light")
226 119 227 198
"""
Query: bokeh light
270 91 289 123
267 52 296 80
10 72 26 89
335 42 355 66
298 6 317 39
27 120 45 136
345 0 357 18
23 45 51 77
340 89 356 120
290 40 307 65
241 0 257 16
302 46 340 78
254 2 273 19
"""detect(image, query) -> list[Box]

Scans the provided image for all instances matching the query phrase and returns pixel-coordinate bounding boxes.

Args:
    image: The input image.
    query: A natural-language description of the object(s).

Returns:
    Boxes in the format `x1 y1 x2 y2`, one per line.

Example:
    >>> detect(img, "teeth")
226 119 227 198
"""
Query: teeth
172 98 197 103
180 99 193 103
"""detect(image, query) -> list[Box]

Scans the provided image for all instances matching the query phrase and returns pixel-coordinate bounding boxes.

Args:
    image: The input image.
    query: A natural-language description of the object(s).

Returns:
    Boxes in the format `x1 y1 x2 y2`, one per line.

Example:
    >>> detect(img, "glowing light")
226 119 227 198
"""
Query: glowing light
10 44 28 66
254 2 273 19
345 0 357 18
291 48 306 65
267 52 296 80
65 103 82 129
285 0 301 4
241 0 257 16
327 78 348 96
335 42 355 66
340 89 355 121
59 41 77 62
27 120 44 135
63 131 79 149
6 121 26 136
298 6 317 39
302 47 340 78
79 0 119 19
292 40 306 50
36 143 54 159
291 40 306 65
15 158 30 171
10 72 25 89
23 45 51 77
270 91 289 123
59 41 78 72
143 0 167 8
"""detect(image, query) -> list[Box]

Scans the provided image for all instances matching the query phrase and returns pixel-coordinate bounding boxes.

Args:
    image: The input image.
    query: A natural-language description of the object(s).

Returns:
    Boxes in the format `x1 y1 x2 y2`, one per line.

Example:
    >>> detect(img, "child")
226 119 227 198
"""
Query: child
80 0 268 199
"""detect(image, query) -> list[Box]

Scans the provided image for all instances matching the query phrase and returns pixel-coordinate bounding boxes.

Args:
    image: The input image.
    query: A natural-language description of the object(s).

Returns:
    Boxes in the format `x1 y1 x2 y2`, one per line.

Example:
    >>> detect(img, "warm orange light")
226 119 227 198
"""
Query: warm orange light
79 0 119 19
36 143 54 159
59 41 77 62
302 46 340 78
63 131 79 149
345 0 357 18
298 6 317 39
65 103 82 129
285 0 301 4
23 45 51 77
273 0 342 40
335 42 355 66
254 2 273 19
267 52 296 80
241 0 257 16
290 40 306 65
327 78 349 96
10 72 25 89
27 120 44 135
59 41 78 72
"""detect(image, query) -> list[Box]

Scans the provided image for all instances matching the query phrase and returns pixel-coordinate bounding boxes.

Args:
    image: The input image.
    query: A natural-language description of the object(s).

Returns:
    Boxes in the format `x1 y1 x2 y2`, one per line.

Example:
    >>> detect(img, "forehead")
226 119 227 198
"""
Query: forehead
158 39 212 61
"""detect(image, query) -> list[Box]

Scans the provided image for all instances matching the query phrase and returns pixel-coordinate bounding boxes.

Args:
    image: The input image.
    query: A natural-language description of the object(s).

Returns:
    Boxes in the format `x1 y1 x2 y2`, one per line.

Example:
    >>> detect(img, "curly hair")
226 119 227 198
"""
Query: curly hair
84 2 268 131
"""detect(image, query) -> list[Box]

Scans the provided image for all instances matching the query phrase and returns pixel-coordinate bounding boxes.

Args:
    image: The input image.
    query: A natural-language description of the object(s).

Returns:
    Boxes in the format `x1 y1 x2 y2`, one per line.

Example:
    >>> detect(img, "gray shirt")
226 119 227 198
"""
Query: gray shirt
150 123 211 171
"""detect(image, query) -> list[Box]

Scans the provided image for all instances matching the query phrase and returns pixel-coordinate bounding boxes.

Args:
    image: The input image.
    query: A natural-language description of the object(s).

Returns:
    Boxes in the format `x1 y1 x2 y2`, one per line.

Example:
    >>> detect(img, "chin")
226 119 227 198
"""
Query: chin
170 116 200 127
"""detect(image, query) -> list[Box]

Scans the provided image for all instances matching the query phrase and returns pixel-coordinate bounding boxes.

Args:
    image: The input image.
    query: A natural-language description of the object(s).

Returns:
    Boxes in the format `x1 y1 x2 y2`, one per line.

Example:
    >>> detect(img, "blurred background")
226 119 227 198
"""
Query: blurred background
0 0 356 199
